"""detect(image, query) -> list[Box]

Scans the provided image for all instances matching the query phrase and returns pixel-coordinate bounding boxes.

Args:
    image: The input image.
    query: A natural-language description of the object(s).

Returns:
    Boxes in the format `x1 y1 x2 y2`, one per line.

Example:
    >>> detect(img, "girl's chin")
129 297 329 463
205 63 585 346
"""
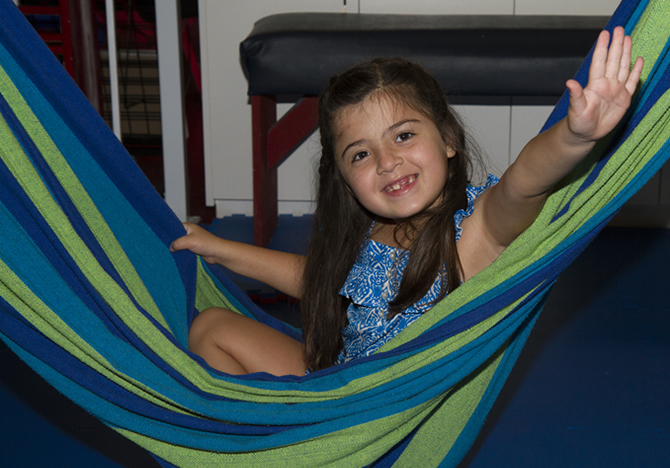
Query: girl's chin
364 193 442 221
379 207 427 221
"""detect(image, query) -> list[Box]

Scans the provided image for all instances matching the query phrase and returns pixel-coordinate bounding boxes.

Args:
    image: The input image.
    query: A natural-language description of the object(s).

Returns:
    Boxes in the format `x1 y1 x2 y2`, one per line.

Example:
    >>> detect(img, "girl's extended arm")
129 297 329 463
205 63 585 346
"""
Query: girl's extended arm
461 27 642 270
459 27 643 279
170 223 306 299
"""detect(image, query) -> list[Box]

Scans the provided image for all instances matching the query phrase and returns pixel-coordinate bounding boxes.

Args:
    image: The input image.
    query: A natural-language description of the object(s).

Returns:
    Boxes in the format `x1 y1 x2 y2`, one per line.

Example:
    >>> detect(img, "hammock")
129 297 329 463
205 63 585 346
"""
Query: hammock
0 0 668 466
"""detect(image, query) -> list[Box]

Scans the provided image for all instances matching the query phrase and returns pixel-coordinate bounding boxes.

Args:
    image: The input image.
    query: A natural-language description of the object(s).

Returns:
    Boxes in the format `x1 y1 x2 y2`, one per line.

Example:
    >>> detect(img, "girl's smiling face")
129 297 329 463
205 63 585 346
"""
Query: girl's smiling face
334 93 456 222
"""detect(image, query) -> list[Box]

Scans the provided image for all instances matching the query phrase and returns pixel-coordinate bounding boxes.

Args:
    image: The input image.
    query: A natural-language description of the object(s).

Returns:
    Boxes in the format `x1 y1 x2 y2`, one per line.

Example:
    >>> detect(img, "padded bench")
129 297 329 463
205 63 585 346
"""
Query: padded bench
240 12 608 246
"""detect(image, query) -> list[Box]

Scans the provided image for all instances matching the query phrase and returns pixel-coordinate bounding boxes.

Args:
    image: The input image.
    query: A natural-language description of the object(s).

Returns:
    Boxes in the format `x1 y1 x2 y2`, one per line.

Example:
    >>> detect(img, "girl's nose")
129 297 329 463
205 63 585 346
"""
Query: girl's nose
376 150 402 174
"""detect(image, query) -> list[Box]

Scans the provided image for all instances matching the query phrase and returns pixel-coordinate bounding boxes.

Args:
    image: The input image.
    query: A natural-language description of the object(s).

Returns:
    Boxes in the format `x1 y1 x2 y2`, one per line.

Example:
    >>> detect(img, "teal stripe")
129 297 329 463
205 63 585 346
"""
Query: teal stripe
626 0 651 32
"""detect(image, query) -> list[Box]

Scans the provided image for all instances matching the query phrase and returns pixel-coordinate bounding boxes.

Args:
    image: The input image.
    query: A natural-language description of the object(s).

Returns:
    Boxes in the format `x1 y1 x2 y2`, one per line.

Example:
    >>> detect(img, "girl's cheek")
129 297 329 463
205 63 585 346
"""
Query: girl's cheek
351 176 371 199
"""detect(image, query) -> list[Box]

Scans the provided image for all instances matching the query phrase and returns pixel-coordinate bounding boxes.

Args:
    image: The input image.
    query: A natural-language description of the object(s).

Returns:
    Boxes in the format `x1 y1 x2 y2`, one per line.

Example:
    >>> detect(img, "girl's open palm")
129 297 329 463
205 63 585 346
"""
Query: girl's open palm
566 26 644 143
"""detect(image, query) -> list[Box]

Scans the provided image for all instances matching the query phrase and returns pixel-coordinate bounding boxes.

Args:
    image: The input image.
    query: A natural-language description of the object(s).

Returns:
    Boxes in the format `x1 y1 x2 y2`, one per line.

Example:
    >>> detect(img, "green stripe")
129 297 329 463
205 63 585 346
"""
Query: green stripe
395 345 505 467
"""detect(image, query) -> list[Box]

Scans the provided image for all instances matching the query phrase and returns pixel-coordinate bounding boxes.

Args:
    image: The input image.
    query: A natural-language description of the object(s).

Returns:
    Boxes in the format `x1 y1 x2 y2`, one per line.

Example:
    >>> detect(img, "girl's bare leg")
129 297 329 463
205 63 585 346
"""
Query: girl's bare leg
188 307 306 376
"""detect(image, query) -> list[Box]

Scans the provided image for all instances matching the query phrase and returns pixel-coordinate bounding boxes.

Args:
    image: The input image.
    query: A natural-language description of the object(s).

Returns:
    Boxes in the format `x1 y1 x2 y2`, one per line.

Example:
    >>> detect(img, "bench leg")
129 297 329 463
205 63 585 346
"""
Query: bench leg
252 95 278 247
251 95 319 246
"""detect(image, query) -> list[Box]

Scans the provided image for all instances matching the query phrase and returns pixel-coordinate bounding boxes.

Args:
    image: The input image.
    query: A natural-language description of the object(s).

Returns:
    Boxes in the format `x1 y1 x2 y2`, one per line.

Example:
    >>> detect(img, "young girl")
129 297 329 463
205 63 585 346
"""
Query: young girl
170 27 643 376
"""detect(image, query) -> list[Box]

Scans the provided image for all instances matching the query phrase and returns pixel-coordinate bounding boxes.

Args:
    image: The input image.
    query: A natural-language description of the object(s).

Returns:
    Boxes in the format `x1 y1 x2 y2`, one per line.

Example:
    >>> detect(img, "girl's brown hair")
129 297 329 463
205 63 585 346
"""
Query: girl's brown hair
301 58 475 371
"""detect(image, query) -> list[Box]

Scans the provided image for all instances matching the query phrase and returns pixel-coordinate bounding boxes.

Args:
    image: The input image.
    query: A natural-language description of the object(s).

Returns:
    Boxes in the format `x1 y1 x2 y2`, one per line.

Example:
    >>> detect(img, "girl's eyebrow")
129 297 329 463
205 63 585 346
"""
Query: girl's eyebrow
340 118 421 160
385 118 420 137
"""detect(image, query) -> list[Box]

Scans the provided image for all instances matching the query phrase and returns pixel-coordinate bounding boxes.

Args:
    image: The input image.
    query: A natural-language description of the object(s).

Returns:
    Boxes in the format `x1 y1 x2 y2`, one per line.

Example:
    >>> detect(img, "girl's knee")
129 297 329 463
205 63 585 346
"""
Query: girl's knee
187 307 251 374
188 307 306 376
188 307 233 352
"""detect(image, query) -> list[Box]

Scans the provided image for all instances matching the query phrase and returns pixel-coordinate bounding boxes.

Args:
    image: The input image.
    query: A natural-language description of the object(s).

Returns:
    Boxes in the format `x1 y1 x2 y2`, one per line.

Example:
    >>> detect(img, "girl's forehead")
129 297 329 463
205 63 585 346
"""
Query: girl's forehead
334 93 420 135
343 92 409 118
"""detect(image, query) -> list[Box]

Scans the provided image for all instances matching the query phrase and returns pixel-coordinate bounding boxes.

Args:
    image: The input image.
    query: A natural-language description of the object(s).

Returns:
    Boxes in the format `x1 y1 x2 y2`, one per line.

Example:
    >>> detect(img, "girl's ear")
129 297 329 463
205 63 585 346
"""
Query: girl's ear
441 133 457 158
445 143 457 159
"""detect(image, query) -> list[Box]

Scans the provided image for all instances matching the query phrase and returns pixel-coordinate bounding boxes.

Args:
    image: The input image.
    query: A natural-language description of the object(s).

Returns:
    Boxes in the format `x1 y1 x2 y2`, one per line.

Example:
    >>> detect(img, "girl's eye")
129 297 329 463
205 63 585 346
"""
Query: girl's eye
396 132 413 142
352 151 369 162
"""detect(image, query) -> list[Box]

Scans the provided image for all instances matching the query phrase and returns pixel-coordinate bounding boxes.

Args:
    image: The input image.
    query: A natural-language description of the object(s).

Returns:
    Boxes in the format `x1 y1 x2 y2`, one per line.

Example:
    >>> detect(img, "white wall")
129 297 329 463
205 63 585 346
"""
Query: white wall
199 0 668 224
199 0 347 217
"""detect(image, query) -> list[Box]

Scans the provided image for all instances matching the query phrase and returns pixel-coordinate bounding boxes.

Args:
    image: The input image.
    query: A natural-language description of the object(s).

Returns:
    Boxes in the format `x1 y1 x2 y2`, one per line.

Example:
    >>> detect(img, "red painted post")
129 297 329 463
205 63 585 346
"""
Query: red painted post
251 95 278 247
252 96 318 246
59 0 74 77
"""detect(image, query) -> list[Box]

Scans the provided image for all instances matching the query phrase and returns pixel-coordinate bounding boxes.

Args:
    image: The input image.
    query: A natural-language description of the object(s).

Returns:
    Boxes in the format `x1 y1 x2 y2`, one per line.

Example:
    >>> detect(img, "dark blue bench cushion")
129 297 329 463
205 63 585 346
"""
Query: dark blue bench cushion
240 13 607 98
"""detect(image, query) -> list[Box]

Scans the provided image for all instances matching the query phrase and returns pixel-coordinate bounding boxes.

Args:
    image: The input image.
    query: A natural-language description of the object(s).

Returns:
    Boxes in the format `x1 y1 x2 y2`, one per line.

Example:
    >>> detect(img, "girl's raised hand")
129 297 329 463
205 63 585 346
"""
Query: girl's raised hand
566 26 644 143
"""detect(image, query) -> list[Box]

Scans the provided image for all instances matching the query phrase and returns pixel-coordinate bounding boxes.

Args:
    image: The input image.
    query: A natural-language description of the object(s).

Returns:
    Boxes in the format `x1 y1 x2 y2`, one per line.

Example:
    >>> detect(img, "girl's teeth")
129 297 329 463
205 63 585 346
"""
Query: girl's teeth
386 176 416 192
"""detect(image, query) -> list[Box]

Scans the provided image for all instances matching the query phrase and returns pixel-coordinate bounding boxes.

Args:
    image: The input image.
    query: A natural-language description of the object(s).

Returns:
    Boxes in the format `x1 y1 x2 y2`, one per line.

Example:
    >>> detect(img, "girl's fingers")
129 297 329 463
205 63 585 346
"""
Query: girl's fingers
170 237 184 252
589 29 610 81
588 26 642 96
605 27 625 79
182 221 197 234
170 222 203 252
626 56 644 95
618 34 633 83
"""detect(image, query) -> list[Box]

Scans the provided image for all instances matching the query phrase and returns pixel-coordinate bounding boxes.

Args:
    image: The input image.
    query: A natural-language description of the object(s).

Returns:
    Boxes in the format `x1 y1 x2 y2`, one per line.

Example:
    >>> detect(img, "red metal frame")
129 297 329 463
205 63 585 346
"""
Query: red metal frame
19 2 75 78
20 1 103 115
252 95 318 246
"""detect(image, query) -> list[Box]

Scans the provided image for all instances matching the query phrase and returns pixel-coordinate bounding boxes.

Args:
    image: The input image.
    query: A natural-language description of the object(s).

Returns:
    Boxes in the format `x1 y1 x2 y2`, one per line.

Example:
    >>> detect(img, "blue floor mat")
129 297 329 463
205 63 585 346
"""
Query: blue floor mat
463 227 670 467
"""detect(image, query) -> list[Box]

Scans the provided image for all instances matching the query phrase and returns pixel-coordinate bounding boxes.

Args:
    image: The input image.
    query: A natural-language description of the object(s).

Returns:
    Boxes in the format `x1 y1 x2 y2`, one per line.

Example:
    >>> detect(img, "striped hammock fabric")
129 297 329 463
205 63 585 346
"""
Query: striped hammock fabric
1 0 669 466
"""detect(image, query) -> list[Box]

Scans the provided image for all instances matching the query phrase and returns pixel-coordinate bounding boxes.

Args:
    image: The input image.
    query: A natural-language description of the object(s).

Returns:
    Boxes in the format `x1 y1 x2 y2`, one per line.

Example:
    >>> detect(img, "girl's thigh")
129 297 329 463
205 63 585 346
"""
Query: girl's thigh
189 307 306 376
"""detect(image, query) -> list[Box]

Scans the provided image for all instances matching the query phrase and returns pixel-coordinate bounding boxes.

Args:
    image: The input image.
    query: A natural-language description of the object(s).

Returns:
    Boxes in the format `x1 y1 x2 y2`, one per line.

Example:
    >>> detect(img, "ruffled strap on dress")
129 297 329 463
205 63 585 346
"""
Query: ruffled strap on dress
454 174 499 242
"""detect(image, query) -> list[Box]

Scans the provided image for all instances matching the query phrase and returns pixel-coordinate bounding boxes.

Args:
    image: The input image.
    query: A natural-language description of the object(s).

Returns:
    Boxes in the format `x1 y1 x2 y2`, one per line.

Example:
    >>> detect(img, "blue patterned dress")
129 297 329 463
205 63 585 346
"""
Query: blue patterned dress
335 174 498 365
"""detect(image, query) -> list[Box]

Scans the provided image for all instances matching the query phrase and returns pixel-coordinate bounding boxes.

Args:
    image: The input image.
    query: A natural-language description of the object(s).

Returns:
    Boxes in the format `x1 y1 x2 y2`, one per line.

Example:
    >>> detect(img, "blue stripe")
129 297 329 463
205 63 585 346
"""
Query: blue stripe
369 430 417 467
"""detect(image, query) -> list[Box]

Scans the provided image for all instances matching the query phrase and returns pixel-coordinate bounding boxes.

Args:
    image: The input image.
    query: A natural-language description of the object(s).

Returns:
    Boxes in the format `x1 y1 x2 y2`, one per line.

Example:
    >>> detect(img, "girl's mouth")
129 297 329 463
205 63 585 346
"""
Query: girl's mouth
384 175 417 193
